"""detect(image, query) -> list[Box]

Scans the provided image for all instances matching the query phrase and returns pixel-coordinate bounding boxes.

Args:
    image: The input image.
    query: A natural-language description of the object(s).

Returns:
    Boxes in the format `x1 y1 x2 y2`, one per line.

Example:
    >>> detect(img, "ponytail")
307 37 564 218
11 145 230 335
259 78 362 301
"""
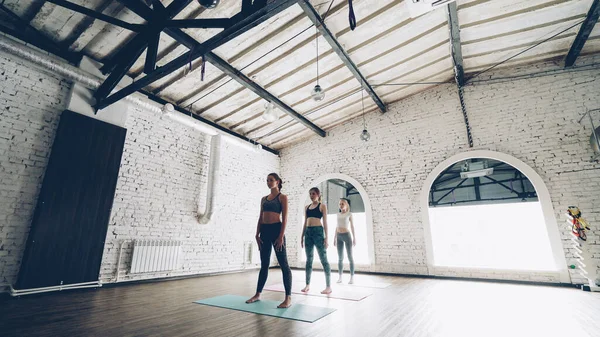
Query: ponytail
268 173 283 191
309 187 322 203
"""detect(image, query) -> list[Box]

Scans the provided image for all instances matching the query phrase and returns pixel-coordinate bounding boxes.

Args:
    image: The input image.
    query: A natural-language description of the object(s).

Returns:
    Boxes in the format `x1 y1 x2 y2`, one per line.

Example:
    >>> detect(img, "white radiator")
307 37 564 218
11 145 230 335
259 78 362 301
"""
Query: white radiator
130 240 181 273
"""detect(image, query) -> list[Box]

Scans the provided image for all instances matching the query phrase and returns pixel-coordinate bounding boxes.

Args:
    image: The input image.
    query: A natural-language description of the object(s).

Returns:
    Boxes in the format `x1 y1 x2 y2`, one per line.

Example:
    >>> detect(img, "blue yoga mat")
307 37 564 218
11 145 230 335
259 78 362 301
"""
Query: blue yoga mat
194 295 336 323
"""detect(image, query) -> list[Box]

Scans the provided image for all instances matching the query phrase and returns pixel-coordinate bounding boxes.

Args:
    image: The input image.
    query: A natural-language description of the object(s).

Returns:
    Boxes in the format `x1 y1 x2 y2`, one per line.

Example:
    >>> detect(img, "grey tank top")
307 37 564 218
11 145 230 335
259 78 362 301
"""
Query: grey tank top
262 194 282 214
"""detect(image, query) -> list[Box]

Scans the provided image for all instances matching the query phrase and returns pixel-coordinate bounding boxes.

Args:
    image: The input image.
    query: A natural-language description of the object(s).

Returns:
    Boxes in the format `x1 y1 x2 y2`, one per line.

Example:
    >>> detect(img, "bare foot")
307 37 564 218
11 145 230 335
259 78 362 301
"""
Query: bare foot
277 296 292 308
246 293 260 303
301 285 310 292
321 287 332 294
348 277 354 285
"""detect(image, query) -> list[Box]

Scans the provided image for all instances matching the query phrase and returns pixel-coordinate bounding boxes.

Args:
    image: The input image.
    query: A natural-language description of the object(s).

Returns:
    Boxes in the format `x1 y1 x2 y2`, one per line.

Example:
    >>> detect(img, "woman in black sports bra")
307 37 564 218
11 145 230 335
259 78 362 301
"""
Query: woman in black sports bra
246 173 292 308
300 187 332 294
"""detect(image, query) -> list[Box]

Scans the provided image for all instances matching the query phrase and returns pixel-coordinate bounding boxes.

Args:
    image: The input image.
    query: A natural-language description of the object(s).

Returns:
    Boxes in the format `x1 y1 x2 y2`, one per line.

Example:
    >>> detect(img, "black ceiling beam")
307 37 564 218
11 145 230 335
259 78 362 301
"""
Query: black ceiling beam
298 0 386 113
242 0 254 13
95 0 192 104
143 0 166 74
447 2 464 86
62 0 113 49
95 0 295 106
94 34 149 104
166 18 233 28
205 53 326 137
100 0 324 137
144 31 161 73
0 5 81 64
45 0 144 31
142 92 279 155
565 0 600 67
137 20 327 137
151 0 166 10
100 36 144 74
447 2 473 148
0 6 275 155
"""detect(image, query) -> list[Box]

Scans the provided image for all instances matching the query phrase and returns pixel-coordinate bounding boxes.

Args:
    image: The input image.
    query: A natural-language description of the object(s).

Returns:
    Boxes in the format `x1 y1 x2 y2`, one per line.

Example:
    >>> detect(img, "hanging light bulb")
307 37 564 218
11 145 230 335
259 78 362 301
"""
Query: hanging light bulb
358 82 370 142
311 27 325 101
162 103 175 115
311 84 325 101
360 129 371 142
262 102 277 122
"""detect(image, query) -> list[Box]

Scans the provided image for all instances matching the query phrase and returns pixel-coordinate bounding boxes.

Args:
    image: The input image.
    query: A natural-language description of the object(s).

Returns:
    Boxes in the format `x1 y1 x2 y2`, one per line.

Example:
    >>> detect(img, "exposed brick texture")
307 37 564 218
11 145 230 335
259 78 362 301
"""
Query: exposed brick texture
0 50 279 286
0 51 69 286
281 57 600 284
1 49 599 287
100 105 279 283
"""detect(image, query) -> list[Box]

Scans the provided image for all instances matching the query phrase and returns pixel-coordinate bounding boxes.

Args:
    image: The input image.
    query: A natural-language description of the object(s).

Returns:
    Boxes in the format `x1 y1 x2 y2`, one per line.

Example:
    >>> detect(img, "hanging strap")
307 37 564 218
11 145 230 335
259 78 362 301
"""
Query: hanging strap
201 55 206 81
185 46 195 75
348 0 356 31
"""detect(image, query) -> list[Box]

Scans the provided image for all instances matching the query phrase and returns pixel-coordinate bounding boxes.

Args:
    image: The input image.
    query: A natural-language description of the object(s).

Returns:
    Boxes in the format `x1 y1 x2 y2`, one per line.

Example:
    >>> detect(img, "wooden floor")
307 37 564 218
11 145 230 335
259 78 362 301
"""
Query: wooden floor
1 270 599 337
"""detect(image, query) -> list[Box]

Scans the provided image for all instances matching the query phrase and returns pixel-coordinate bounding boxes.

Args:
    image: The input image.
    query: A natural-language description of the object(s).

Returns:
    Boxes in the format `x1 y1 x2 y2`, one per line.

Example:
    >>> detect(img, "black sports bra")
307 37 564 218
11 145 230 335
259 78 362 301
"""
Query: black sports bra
262 194 282 214
306 203 323 219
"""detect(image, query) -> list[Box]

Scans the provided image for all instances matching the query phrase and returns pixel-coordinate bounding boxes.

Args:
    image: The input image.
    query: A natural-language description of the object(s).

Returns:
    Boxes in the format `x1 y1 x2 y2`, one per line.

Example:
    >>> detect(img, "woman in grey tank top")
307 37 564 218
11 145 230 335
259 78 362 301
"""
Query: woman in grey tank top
334 198 356 284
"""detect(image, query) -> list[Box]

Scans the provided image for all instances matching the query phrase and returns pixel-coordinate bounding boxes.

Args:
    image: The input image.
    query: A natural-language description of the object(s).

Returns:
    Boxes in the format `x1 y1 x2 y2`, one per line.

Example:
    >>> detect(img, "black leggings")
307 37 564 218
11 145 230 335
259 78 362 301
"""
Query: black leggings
256 222 292 296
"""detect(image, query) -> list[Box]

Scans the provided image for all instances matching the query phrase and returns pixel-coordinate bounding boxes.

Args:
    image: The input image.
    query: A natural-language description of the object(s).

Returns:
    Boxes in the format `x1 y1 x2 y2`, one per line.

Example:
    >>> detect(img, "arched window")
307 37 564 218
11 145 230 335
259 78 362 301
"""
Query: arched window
299 174 375 267
421 151 570 282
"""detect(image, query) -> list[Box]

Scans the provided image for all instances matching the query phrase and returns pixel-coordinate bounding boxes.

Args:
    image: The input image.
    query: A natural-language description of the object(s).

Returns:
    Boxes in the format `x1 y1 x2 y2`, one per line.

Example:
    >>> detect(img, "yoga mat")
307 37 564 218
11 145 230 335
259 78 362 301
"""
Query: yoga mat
194 295 336 323
343 281 391 289
264 283 372 301
308 278 391 289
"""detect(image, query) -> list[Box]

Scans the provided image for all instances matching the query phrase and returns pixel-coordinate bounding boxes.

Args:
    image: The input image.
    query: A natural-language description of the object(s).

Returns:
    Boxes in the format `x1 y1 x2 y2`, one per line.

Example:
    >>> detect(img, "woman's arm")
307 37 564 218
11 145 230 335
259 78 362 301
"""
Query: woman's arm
255 197 265 249
333 214 338 246
322 203 329 248
350 213 356 246
301 205 308 248
274 194 288 251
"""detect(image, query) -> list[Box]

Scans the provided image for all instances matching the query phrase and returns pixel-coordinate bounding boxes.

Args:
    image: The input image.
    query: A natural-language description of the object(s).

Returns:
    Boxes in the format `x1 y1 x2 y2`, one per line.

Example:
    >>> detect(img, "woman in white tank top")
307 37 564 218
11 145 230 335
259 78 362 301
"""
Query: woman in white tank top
334 198 356 284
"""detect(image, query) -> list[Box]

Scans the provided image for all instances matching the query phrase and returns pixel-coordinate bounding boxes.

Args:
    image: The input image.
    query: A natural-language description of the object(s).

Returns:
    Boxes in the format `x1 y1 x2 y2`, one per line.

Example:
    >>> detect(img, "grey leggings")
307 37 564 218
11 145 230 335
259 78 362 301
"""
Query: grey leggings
336 232 355 276
304 226 331 286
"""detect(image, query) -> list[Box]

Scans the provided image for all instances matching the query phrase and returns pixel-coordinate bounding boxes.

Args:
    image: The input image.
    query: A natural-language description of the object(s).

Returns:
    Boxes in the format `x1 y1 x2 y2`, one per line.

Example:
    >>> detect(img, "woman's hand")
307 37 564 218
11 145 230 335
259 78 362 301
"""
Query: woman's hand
324 238 329 249
333 237 337 247
275 236 285 251
255 234 263 250
353 238 356 246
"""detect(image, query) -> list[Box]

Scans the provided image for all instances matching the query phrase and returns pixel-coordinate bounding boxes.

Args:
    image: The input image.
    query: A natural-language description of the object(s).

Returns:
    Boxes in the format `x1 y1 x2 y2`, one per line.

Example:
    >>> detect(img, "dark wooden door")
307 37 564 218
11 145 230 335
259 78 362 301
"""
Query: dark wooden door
16 110 126 289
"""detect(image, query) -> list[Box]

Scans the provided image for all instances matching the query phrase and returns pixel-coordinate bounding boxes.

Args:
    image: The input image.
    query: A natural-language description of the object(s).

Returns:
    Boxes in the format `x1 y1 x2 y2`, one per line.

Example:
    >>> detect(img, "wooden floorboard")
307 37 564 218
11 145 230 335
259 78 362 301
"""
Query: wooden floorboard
1 269 599 337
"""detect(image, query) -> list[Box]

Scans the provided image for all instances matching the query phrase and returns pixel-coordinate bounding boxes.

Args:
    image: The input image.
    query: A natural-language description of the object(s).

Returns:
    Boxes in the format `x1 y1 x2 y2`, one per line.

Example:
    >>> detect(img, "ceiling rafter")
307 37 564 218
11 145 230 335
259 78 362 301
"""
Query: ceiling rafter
565 0 600 67
298 0 386 113
96 0 325 137
0 4 279 155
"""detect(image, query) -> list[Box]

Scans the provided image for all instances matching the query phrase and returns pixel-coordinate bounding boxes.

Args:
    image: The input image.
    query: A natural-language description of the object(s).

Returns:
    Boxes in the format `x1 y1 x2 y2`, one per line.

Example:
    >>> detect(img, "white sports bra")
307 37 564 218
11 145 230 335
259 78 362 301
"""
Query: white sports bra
337 212 352 229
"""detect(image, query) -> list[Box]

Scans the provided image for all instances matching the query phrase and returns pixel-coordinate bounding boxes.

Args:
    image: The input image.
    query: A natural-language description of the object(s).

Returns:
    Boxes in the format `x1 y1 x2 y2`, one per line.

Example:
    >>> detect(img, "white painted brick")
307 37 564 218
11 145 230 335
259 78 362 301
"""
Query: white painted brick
98 103 279 283
0 50 280 285
2 50 599 287
0 50 68 285
281 56 600 284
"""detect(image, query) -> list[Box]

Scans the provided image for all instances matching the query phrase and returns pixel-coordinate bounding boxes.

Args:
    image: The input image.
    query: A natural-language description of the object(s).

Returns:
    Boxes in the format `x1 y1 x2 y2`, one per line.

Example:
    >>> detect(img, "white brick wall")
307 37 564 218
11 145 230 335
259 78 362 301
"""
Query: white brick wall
100 105 280 283
0 50 280 286
281 56 600 284
2 47 598 287
0 51 69 286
